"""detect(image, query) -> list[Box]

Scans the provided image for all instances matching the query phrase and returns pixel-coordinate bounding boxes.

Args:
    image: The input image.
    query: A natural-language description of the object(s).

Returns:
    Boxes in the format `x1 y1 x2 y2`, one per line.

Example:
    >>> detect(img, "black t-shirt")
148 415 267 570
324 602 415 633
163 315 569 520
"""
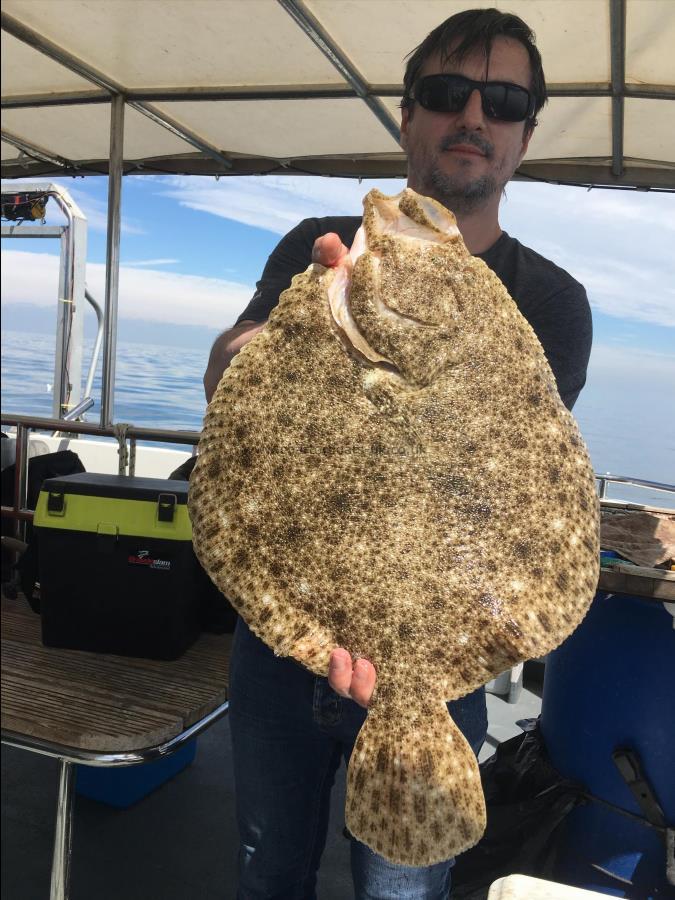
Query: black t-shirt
236 216 592 409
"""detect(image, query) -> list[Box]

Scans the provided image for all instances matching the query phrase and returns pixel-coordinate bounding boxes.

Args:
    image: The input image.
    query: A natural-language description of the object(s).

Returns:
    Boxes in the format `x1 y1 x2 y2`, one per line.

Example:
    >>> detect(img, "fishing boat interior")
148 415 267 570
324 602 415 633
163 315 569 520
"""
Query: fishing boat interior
1 2 674 899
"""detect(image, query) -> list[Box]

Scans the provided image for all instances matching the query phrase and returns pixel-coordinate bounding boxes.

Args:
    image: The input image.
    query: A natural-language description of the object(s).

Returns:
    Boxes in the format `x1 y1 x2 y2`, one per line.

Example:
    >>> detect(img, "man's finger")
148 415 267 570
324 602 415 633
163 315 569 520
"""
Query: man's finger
328 648 353 697
312 233 348 267
350 658 376 708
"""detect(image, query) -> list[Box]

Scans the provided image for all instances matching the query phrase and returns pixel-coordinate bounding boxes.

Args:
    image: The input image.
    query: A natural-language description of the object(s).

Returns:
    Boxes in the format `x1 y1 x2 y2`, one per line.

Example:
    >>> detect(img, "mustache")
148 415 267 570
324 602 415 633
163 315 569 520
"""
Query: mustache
440 133 494 158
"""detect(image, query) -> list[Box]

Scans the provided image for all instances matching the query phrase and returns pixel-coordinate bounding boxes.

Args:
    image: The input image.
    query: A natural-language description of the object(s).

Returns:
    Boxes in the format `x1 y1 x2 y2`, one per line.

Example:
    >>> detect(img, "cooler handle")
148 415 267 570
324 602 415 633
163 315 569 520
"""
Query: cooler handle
157 493 177 523
47 490 65 515
96 522 119 553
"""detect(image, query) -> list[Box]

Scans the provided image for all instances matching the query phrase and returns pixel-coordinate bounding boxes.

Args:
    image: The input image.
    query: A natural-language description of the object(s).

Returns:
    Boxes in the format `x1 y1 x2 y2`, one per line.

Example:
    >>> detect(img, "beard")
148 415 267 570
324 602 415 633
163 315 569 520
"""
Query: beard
408 132 502 215
427 166 499 215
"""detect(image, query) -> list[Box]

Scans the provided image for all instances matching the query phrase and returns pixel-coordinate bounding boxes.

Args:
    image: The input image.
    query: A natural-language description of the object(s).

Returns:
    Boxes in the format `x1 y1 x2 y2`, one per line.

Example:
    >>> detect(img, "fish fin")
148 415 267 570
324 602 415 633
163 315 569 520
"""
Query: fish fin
345 700 485 866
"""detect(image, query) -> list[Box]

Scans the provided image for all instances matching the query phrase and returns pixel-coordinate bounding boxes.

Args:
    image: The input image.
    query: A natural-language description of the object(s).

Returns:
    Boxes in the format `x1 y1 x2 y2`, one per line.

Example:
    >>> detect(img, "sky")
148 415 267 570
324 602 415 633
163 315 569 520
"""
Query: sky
3 173 674 339
1 172 674 484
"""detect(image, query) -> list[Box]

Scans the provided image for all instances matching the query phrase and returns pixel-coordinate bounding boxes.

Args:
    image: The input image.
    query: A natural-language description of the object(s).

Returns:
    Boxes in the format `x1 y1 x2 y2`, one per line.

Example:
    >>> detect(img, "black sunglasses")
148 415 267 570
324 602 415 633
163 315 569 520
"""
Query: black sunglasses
413 74 535 123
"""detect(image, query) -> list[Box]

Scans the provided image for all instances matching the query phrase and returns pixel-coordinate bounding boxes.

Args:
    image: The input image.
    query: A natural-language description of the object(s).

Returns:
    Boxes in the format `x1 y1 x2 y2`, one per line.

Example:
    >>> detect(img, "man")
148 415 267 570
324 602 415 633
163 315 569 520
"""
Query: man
204 8 592 898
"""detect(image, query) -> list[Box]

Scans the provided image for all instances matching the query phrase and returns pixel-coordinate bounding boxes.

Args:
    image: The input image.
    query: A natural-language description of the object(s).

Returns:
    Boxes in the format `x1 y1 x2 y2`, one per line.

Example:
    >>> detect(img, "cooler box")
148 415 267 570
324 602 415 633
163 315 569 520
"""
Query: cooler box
75 741 197 808
34 473 202 660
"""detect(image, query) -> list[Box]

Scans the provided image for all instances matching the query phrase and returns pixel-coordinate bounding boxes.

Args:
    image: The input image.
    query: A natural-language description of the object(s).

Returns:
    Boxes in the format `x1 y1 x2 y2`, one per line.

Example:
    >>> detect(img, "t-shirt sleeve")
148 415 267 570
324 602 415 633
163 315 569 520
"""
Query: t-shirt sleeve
235 218 322 324
529 283 593 411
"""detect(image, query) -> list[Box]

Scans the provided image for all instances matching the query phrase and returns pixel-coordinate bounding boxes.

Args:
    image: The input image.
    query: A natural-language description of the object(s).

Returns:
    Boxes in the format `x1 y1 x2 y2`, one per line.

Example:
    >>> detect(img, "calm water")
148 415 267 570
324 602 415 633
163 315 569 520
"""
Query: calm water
1 329 207 432
1 328 672 507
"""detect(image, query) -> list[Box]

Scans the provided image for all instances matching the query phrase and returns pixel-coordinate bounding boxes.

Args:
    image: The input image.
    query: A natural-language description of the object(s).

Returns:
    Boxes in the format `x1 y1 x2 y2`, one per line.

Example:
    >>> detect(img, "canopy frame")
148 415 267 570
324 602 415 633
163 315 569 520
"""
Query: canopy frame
2 0 674 187
1 0 674 426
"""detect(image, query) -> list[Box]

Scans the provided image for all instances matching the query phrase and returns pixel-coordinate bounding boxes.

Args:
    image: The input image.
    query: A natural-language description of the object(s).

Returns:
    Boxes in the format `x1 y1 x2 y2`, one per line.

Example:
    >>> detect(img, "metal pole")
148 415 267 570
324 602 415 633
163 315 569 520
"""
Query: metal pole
53 230 69 417
609 0 626 178
1 13 232 170
12 423 29 541
277 0 400 144
100 94 124 426
49 759 75 900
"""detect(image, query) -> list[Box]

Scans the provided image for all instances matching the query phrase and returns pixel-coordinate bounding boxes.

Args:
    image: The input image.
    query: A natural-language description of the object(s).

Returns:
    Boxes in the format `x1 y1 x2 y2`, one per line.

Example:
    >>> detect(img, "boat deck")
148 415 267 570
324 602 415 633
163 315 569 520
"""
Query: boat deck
1 641 542 900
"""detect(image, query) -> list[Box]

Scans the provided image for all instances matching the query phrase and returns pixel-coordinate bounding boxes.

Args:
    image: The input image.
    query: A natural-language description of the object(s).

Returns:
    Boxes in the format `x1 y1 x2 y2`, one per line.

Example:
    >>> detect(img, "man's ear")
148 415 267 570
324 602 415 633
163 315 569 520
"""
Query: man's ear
400 106 410 151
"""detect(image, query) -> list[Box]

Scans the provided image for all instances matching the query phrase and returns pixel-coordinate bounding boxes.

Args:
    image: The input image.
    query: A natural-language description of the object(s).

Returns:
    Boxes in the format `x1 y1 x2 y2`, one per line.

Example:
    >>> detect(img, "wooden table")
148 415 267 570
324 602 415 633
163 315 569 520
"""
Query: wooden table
598 563 675 602
1 594 231 900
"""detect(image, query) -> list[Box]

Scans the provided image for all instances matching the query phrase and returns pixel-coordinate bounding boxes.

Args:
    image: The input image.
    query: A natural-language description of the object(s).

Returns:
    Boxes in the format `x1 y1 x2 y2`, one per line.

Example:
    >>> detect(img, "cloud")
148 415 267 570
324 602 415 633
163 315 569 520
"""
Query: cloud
123 258 179 267
75 194 146 236
589 341 675 380
501 182 675 328
63 188 146 236
158 176 675 327
568 259 675 328
7 177 673 332
566 188 675 234
506 181 675 233
159 174 405 235
1 249 253 328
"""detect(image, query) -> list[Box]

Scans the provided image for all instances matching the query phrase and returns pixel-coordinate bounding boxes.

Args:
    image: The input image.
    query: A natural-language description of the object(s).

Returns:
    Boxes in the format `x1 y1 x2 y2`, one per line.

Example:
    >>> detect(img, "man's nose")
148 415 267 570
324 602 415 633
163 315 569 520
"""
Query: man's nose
455 88 485 129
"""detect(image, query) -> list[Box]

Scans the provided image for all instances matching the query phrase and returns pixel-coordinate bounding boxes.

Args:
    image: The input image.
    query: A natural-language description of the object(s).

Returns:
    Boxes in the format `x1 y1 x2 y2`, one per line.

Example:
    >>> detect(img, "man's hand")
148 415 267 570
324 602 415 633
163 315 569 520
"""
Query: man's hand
328 649 376 708
312 232 350 268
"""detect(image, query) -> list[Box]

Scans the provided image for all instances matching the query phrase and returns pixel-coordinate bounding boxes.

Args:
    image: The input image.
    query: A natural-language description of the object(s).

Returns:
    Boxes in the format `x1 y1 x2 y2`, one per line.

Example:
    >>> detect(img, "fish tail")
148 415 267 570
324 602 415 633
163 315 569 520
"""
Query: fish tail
345 700 486 866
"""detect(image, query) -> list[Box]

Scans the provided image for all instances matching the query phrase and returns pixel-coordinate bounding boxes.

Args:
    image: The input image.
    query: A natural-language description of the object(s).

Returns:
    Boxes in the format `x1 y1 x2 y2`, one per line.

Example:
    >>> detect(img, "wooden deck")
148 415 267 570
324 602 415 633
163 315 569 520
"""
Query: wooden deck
1 595 231 753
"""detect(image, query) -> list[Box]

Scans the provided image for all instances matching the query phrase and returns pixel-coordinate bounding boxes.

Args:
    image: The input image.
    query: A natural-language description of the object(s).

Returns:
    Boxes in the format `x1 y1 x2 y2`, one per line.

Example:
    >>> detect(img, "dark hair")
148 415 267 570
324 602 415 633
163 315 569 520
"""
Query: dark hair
401 7 547 132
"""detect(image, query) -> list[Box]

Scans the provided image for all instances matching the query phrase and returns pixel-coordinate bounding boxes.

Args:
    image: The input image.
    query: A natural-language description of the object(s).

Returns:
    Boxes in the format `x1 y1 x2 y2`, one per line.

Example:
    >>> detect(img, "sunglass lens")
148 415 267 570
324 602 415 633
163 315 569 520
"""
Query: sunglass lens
483 84 530 121
415 75 531 121
419 77 469 113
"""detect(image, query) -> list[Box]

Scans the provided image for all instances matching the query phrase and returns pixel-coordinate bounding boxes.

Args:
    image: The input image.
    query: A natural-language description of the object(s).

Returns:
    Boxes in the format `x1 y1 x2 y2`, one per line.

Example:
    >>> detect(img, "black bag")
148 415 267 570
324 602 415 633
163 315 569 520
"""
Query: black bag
451 719 583 899
169 454 238 634
1 450 85 606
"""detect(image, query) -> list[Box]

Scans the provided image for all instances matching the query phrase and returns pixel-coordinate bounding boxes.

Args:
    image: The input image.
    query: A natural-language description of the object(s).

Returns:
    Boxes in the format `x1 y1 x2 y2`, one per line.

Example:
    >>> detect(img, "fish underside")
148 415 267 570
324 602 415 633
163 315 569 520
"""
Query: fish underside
190 188 600 866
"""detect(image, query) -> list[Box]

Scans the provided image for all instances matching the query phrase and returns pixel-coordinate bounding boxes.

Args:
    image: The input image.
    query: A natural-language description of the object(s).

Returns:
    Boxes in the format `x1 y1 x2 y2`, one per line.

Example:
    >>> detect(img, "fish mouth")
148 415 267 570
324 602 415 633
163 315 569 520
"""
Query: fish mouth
327 227 395 368
327 190 457 368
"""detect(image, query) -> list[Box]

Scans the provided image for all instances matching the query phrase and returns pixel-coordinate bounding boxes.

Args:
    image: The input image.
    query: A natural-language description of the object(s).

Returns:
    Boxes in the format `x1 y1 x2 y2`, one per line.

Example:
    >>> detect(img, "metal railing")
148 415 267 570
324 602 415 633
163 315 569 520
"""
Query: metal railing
596 473 674 500
1 183 88 419
83 286 104 402
3 413 673 534
1 412 199 536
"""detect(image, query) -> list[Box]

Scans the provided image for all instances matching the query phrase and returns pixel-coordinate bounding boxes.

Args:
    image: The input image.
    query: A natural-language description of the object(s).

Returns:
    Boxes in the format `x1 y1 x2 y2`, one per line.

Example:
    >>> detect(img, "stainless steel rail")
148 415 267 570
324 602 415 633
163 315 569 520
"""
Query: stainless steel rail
1 699 229 768
83 286 104 401
61 398 95 422
596 474 674 498
1 412 200 445
1 183 88 418
100 94 124 428
1 413 200 532
2 411 673 513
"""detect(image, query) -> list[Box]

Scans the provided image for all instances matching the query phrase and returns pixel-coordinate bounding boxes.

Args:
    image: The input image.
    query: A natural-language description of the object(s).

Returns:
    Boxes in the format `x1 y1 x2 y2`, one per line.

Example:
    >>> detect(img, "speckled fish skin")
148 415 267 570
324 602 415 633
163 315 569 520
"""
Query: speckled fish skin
189 188 600 866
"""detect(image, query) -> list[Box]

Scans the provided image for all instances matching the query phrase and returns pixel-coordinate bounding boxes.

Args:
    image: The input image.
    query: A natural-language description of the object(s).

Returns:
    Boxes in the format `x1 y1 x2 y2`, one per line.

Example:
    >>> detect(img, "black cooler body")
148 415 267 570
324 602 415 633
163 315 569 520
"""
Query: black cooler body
34 473 205 660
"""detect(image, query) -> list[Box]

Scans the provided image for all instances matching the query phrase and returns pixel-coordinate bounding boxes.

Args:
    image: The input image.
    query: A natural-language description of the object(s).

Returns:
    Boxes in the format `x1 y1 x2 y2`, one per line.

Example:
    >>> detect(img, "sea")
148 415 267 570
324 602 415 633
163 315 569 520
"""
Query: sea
1 330 207 433
1 328 673 508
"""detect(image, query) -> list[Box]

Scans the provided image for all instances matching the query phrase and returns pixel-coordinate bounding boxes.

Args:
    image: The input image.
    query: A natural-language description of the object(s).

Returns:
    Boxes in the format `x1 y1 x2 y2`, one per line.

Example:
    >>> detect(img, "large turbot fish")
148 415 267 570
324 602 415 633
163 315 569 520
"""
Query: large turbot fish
189 188 600 866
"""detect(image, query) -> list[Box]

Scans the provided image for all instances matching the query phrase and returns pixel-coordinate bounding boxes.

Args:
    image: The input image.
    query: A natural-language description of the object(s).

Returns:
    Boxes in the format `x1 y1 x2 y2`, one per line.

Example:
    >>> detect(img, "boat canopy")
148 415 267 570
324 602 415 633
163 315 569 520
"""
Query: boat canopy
1 0 674 189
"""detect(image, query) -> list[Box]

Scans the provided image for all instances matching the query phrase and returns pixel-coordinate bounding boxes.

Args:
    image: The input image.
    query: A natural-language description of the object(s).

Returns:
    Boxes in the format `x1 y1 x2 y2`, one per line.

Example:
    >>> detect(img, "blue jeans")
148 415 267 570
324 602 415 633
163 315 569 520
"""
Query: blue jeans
229 618 487 900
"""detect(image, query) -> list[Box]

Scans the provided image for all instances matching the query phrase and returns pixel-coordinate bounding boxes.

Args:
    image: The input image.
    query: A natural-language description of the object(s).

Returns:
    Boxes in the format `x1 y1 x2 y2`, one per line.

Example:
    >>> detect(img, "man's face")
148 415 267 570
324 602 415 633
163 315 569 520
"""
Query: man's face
401 37 533 215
